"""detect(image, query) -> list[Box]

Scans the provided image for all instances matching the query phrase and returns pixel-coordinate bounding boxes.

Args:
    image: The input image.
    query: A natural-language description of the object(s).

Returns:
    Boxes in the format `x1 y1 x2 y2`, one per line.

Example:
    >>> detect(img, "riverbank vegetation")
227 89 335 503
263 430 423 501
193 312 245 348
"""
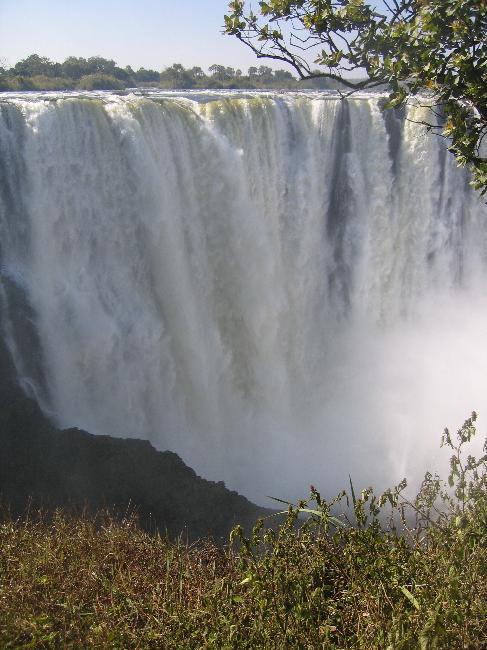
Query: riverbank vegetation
1 415 485 648
0 54 346 92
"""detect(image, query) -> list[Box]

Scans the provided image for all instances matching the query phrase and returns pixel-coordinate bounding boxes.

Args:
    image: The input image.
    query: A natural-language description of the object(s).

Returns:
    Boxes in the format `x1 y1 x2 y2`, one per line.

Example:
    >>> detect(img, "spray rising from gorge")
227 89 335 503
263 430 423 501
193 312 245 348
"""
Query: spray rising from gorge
1 91 486 503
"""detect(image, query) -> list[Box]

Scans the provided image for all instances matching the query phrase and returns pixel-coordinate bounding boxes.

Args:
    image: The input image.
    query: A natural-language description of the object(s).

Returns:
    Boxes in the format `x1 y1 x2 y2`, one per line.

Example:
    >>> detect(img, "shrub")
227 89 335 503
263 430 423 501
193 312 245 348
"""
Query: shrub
77 74 124 91
0 76 36 91
232 412 487 647
28 75 75 91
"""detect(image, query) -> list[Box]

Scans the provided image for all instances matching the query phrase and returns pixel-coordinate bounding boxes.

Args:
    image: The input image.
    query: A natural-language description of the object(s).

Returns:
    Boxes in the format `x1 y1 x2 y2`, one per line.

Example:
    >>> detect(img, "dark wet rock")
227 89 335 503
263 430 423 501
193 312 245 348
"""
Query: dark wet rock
0 337 269 541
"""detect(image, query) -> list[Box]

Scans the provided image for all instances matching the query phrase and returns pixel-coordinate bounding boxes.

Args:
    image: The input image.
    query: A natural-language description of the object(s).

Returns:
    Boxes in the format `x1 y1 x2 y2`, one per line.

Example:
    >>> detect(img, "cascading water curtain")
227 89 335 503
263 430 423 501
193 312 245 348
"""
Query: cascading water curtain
1 92 486 503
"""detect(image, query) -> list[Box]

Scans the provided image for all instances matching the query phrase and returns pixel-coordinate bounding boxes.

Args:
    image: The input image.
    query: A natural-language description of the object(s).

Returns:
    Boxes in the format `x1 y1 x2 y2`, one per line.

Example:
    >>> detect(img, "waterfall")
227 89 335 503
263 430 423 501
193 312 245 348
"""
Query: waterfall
1 90 486 503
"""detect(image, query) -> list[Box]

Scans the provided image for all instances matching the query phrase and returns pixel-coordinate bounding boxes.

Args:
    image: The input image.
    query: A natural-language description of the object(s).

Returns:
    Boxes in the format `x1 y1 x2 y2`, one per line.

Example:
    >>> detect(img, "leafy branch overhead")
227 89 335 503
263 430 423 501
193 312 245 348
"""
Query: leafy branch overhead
225 0 487 194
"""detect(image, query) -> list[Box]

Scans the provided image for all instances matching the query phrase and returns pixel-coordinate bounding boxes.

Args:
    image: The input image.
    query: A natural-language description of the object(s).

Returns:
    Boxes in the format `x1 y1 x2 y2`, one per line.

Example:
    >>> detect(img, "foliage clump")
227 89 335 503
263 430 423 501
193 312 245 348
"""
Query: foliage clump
225 0 487 194
1 415 486 648
77 73 125 91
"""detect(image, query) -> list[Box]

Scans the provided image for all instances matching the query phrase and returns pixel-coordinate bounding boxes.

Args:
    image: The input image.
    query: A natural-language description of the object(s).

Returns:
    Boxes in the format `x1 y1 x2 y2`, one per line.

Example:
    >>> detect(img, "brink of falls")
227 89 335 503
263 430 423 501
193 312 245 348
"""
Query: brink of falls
1 91 486 504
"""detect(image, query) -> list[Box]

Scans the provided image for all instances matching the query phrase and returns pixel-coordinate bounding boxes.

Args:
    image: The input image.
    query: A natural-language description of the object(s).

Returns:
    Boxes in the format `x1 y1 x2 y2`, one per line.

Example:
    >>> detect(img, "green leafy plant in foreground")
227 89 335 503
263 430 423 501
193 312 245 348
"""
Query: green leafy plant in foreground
1 414 486 648
231 412 487 648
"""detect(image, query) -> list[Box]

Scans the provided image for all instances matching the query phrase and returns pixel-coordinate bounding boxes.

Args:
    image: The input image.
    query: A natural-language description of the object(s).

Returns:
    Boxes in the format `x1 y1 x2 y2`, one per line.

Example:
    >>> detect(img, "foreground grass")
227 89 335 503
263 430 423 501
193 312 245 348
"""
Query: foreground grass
1 416 486 649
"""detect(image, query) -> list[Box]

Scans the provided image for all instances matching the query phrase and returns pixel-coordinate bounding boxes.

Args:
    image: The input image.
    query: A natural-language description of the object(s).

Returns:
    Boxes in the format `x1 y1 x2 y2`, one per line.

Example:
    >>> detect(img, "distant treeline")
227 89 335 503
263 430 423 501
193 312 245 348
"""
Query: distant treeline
0 54 347 91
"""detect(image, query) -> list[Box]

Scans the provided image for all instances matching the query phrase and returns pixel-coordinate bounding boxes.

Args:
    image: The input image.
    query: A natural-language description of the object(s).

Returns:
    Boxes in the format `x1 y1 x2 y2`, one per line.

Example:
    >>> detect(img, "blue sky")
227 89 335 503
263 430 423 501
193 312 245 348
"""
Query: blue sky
0 0 263 72
0 0 388 74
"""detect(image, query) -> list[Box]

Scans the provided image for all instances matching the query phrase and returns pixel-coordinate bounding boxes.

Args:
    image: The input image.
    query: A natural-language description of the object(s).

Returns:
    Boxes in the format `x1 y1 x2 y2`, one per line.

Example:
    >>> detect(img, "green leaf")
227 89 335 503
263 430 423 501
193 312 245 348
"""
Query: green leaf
399 585 420 610
349 475 357 507
383 87 407 109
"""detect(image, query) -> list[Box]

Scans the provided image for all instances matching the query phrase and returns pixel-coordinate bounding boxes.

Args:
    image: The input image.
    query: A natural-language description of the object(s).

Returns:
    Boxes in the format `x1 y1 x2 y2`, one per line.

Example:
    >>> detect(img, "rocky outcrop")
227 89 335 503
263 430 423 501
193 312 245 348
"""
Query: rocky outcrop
0 337 269 541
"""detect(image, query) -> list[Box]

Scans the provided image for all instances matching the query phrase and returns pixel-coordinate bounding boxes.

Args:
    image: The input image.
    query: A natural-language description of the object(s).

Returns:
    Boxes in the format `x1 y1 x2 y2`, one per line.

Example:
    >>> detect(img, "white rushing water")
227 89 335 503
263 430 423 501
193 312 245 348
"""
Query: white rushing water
1 90 486 504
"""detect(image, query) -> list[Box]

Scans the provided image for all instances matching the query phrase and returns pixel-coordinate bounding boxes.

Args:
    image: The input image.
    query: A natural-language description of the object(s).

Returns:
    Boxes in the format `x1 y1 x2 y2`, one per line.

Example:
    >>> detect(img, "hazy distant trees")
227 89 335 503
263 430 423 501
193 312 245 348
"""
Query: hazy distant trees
273 69 294 82
0 54 335 92
133 68 159 83
256 65 273 82
12 55 119 80
246 65 290 84
61 57 90 80
156 62 345 91
14 54 60 77
209 65 239 82
0 65 9 91
160 64 196 88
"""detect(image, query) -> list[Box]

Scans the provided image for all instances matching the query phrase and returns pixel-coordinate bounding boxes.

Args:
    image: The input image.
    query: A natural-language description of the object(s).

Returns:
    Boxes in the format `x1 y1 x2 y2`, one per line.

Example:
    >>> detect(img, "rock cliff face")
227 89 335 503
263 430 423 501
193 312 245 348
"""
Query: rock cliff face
0 337 269 541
